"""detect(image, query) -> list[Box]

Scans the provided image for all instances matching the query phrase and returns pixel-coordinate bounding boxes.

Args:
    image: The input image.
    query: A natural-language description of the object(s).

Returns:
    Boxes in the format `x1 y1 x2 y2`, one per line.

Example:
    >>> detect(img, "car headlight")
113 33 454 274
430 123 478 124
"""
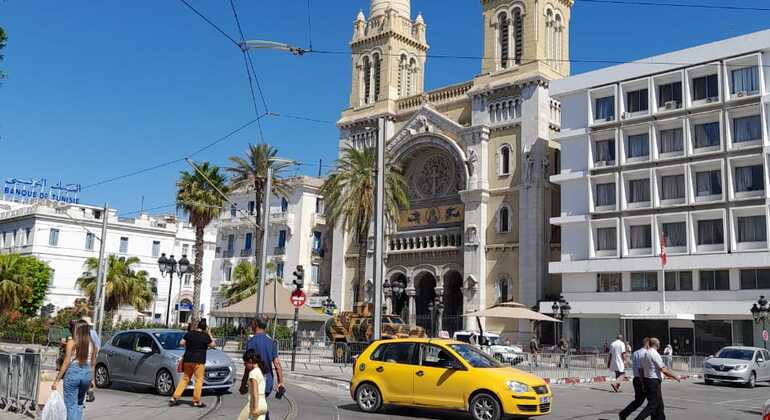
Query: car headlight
703 362 713 369
506 380 530 394
733 364 749 371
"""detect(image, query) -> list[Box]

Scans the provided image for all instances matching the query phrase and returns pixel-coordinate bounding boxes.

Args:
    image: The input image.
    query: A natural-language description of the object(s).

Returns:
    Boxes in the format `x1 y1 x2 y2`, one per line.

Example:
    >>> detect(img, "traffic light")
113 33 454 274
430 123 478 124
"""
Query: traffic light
292 265 304 290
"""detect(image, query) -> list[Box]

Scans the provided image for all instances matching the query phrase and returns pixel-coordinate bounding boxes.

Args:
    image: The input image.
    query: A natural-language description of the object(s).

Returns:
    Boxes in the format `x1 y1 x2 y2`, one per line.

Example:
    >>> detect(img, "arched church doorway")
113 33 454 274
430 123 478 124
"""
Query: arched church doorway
414 271 437 331
177 298 192 324
443 270 464 335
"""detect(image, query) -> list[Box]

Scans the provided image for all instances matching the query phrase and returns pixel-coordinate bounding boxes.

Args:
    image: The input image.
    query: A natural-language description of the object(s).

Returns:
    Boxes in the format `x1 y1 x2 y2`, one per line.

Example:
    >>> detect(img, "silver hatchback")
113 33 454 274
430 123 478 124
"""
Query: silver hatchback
703 346 770 388
94 329 235 395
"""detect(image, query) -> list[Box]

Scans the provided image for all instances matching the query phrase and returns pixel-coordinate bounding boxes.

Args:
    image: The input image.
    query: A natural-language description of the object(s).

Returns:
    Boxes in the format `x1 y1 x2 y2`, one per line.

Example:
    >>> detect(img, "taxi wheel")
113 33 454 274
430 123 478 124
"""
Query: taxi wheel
355 383 382 413
470 392 502 420
155 369 175 396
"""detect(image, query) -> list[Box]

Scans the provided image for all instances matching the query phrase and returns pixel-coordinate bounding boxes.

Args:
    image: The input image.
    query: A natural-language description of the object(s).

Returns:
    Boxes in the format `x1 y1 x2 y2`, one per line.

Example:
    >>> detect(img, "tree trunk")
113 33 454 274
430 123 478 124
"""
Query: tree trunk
356 231 369 305
191 224 205 324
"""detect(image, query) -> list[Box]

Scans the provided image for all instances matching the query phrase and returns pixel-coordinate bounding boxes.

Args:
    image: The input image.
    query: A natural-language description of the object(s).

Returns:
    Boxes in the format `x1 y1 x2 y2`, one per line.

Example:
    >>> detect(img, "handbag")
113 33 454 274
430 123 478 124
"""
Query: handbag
176 358 184 373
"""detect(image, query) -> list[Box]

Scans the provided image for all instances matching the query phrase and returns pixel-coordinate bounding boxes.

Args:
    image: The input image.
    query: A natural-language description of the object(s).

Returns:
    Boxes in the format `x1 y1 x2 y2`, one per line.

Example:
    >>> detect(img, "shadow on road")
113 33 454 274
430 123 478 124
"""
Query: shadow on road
337 403 473 419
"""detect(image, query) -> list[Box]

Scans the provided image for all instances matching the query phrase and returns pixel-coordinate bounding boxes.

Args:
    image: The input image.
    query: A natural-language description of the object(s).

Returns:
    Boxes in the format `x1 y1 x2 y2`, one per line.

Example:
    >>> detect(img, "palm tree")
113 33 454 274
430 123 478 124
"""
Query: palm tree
0 254 31 313
221 260 258 304
77 255 153 314
320 145 409 305
176 161 229 323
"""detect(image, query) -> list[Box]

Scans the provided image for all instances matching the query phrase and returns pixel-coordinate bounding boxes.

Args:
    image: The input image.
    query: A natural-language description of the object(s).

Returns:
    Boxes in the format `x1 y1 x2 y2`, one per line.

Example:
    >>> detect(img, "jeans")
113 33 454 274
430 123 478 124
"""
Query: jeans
619 377 646 419
63 362 92 420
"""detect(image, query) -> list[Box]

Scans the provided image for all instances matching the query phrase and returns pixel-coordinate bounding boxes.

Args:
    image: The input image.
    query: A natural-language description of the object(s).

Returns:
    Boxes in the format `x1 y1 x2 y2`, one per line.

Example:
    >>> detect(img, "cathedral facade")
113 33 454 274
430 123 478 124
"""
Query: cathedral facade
330 0 571 338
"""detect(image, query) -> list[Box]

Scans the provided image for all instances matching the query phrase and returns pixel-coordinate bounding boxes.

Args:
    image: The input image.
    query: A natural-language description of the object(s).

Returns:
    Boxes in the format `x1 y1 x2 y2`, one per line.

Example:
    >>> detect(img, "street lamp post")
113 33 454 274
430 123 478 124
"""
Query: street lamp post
158 253 191 328
551 295 571 344
751 296 769 349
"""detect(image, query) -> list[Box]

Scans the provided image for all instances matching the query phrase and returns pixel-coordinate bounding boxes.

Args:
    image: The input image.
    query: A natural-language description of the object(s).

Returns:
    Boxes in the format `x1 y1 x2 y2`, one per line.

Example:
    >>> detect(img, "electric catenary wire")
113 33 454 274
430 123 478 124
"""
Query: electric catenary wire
577 0 770 12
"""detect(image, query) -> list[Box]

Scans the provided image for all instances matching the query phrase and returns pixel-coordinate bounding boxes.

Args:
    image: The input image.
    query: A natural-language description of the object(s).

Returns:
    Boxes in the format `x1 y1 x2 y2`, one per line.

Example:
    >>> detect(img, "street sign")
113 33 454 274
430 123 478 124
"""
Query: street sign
290 290 307 308
763 330 768 342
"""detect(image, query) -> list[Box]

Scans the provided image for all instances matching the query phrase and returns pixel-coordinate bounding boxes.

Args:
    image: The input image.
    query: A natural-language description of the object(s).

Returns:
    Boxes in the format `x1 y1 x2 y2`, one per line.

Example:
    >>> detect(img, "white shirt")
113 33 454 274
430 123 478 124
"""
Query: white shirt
663 345 673 356
609 339 626 372
642 348 666 380
631 348 648 377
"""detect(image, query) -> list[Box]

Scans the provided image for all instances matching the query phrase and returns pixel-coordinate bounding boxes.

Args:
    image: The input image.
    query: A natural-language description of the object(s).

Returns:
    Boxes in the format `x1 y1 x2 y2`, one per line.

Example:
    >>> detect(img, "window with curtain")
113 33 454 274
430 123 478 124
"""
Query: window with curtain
85 233 95 251
658 81 682 106
660 174 685 200
665 271 693 291
596 227 617 251
737 215 767 243
595 96 615 120
659 128 683 153
695 170 722 196
594 139 616 163
629 225 652 249
740 269 770 289
693 122 720 148
692 74 719 100
244 232 253 250
697 219 724 245
49 229 60 246
662 222 687 247
120 237 129 254
499 13 510 69
597 273 622 292
277 230 287 248
731 66 759 94
631 272 658 291
626 134 650 158
733 115 762 143
227 234 234 252
498 206 510 233
152 240 160 257
734 165 764 192
700 270 730 290
628 179 651 203
626 89 649 113
595 182 616 207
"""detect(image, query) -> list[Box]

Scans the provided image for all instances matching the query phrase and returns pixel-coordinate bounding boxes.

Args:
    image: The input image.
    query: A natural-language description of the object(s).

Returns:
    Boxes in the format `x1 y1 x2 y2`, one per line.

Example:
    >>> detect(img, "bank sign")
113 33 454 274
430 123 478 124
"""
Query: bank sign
3 178 81 204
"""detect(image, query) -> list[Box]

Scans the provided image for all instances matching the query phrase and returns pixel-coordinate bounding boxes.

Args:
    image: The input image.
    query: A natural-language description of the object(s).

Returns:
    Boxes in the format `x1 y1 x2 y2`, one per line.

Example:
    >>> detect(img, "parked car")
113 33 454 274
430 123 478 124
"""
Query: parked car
488 344 525 366
452 330 524 365
703 346 770 388
351 338 552 420
94 329 235 395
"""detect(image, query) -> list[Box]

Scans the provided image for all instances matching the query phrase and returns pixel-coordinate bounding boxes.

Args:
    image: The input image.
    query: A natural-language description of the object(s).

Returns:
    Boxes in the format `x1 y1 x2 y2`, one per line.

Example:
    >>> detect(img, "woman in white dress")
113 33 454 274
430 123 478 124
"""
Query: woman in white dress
238 349 268 420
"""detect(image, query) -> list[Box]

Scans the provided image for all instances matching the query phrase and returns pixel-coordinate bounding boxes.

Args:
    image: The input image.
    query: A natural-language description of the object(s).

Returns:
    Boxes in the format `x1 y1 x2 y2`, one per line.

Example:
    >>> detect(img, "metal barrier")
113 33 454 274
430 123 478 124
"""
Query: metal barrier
0 350 41 418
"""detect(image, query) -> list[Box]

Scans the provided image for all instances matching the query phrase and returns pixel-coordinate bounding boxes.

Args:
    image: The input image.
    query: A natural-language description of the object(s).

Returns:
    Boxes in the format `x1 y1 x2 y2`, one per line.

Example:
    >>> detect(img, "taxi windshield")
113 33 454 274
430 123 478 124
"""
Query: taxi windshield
449 343 501 368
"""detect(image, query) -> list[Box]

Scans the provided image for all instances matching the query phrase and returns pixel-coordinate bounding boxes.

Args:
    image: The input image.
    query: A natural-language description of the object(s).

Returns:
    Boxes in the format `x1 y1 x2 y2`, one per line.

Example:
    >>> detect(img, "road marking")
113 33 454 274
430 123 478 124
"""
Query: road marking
714 398 760 405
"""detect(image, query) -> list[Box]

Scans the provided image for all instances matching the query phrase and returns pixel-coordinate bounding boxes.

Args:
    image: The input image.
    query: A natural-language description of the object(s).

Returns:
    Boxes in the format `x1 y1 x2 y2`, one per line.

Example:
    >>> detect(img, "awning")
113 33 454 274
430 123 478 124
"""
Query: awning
209 283 331 322
621 313 695 320
463 302 562 323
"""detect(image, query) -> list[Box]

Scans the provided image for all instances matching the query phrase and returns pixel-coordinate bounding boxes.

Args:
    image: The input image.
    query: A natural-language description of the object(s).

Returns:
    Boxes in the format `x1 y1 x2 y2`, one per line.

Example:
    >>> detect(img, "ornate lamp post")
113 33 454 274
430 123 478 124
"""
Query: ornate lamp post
157 253 191 328
751 296 770 349
551 295 571 344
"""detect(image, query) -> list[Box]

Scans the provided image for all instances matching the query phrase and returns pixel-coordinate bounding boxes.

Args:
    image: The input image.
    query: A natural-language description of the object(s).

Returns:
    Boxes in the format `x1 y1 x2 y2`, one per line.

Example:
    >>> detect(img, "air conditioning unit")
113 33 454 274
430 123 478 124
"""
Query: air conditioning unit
663 101 678 110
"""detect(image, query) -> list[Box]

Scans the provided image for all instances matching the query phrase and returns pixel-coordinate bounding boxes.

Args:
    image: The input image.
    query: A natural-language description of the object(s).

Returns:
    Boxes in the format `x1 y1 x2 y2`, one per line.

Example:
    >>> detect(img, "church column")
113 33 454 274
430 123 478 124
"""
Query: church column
406 287 417 326
434 286 444 334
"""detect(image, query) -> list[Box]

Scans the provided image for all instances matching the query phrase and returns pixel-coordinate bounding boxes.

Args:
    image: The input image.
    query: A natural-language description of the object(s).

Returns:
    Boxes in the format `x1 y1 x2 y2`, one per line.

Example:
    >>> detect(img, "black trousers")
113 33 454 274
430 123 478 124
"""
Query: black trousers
634 378 665 420
619 377 646 419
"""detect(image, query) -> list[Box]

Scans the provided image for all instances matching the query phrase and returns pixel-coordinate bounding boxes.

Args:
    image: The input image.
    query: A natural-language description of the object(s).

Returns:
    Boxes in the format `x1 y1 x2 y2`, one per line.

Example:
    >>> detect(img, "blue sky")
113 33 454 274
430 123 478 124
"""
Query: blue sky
2 0 769 216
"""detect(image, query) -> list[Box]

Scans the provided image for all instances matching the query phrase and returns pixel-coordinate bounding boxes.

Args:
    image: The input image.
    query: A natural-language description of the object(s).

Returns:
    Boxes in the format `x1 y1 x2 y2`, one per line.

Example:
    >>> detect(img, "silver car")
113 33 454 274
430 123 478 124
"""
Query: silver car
703 346 770 388
94 329 235 396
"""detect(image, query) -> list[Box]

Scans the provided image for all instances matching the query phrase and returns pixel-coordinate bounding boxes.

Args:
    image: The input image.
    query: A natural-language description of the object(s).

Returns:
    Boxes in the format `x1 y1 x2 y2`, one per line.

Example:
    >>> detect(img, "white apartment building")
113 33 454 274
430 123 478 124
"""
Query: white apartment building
548 29 770 356
209 176 331 313
0 199 216 325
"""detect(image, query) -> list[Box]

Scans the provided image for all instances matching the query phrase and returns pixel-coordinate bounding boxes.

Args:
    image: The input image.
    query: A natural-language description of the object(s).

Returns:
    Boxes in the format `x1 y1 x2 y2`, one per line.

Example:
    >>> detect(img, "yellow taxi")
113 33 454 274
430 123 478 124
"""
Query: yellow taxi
350 338 552 420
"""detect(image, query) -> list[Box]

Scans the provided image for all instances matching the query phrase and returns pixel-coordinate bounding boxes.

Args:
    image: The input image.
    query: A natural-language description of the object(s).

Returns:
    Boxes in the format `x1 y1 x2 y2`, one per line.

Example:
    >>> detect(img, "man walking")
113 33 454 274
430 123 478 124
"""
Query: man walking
609 334 628 392
619 337 649 420
634 337 680 420
558 336 570 368
245 316 285 420
529 336 540 367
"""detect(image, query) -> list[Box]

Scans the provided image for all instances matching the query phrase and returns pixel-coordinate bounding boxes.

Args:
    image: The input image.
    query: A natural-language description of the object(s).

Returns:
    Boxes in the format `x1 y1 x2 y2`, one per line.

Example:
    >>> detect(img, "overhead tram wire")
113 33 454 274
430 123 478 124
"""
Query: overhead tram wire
177 0 242 48
306 0 314 51
576 0 770 12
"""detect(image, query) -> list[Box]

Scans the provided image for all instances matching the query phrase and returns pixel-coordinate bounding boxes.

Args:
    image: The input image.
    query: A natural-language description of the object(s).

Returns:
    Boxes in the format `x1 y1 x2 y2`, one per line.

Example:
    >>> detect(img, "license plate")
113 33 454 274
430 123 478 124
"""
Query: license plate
540 396 550 404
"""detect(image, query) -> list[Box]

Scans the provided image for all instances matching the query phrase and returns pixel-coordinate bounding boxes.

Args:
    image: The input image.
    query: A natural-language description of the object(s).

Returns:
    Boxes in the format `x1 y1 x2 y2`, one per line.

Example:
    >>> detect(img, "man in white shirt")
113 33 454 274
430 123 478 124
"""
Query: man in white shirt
619 337 649 420
608 334 627 392
634 337 680 420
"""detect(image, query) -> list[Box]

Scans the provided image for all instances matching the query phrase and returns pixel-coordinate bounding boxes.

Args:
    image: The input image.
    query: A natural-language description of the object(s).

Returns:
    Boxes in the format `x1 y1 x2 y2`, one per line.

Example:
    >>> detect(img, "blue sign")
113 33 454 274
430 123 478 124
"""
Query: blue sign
176 303 193 311
3 178 80 204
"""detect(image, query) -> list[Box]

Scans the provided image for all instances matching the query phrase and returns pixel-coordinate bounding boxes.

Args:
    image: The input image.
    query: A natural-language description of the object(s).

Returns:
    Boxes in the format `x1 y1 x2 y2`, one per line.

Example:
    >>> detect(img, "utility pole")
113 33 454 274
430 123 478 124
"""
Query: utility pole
257 166 273 315
373 118 387 340
94 203 109 337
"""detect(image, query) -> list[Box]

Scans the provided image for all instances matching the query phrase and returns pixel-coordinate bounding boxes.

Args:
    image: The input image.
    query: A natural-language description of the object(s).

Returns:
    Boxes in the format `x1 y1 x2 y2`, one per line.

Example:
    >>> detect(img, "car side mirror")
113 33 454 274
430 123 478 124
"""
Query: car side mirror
758 358 765 363
137 346 154 355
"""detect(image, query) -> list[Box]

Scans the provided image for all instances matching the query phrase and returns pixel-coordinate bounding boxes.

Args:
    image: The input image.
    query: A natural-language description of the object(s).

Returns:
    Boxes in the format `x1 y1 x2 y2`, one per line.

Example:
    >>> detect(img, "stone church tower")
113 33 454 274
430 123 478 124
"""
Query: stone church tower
331 0 572 340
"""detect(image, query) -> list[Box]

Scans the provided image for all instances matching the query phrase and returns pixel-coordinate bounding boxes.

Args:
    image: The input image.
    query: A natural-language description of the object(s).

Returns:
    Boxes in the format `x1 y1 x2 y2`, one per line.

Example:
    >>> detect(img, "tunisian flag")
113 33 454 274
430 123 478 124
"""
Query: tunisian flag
660 234 668 267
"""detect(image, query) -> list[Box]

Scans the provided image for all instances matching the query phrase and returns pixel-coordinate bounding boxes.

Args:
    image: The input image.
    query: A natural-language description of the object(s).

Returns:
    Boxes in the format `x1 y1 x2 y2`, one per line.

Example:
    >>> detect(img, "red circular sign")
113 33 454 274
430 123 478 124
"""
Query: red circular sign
290 290 307 308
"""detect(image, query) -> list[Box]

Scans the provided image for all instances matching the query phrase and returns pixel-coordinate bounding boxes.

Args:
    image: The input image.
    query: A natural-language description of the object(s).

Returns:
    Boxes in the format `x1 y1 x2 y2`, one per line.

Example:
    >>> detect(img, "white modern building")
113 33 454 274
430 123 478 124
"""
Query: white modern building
548 29 770 355
0 199 216 325
209 176 332 313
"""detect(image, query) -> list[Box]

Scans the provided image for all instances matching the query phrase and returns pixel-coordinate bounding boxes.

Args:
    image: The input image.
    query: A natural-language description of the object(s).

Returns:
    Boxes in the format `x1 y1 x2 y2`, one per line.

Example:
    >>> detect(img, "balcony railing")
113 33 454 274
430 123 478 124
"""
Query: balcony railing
240 249 253 257
387 228 463 253
222 249 235 258
274 247 286 256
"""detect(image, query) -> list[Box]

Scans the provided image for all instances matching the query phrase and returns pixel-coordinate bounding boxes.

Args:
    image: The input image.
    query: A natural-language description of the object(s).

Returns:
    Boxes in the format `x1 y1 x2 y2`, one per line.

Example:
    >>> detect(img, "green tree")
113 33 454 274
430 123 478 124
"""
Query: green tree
320 146 408 304
221 260 257 304
0 254 51 315
176 161 229 323
16 256 52 316
77 255 153 314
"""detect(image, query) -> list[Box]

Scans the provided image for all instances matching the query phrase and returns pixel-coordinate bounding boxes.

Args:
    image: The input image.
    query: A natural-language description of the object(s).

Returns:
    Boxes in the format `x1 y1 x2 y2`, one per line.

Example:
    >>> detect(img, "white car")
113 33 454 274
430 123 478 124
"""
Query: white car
488 344 525 365
452 331 524 365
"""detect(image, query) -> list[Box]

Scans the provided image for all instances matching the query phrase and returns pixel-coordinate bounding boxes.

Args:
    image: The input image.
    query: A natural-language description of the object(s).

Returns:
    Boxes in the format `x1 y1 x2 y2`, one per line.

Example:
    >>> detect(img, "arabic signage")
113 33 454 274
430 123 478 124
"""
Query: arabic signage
399 204 464 229
3 178 81 204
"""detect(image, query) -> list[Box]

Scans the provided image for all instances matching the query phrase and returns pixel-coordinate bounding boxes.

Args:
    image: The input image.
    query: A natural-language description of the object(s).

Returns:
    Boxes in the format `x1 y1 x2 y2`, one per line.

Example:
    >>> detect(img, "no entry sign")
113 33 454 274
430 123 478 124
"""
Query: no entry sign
290 290 307 308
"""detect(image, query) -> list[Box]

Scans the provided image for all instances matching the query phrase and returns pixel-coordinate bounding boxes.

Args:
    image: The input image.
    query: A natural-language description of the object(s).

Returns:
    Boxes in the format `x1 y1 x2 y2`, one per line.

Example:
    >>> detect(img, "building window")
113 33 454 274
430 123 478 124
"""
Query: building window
315 197 324 214
280 197 289 213
497 277 511 302
658 82 682 107
24 228 31 246
661 222 687 247
277 230 287 249
372 53 381 102
276 262 284 279
595 183 616 207
665 271 693 291
48 229 59 247
593 139 616 165
659 128 684 153
631 272 658 291
182 244 190 256
244 232 253 251
85 233 95 251
513 9 523 65
498 145 512 175
311 264 320 288
660 175 685 200
119 237 129 254
224 266 232 283
597 273 622 292
692 74 719 101
596 227 617 251
152 240 160 257
629 225 652 249
626 89 648 113
227 234 235 252
627 179 651 203
248 201 256 215
362 56 372 105
398 54 407 97
731 66 759 95
595 96 615 121
183 274 191 287
693 122 720 148
313 231 322 252
499 12 510 69
697 219 724 245
498 206 511 233
700 270 730 290
737 215 767 243
733 115 762 143
740 269 770 290
735 165 764 192
626 134 649 158
230 204 237 217
695 170 722 196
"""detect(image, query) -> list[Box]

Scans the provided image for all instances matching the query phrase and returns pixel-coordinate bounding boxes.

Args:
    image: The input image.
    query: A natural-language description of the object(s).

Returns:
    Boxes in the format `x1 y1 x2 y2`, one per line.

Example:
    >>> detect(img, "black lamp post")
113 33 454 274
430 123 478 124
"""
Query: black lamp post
752 296 769 349
427 295 445 338
383 277 406 315
158 253 191 328
551 295 571 344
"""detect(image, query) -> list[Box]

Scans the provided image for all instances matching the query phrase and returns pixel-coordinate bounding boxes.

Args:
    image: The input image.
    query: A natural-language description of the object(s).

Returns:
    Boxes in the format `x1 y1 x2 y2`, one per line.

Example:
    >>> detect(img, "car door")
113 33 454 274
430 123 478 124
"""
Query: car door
106 332 136 381
760 350 770 380
412 343 469 409
366 342 417 404
130 333 163 385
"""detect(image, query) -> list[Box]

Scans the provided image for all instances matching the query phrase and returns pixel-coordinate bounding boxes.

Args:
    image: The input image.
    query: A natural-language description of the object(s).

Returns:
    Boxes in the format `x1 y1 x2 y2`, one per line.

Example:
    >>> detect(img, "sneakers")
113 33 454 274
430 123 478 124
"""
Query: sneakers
86 390 95 403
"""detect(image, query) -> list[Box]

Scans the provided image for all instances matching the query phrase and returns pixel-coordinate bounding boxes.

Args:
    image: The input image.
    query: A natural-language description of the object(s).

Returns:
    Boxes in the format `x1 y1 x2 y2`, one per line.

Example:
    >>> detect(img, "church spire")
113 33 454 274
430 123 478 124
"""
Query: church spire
370 0 410 18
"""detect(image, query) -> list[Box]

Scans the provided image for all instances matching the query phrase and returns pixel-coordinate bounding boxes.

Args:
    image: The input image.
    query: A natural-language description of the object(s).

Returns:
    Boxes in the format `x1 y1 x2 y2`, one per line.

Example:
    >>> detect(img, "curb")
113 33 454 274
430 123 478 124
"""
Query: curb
545 374 703 385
